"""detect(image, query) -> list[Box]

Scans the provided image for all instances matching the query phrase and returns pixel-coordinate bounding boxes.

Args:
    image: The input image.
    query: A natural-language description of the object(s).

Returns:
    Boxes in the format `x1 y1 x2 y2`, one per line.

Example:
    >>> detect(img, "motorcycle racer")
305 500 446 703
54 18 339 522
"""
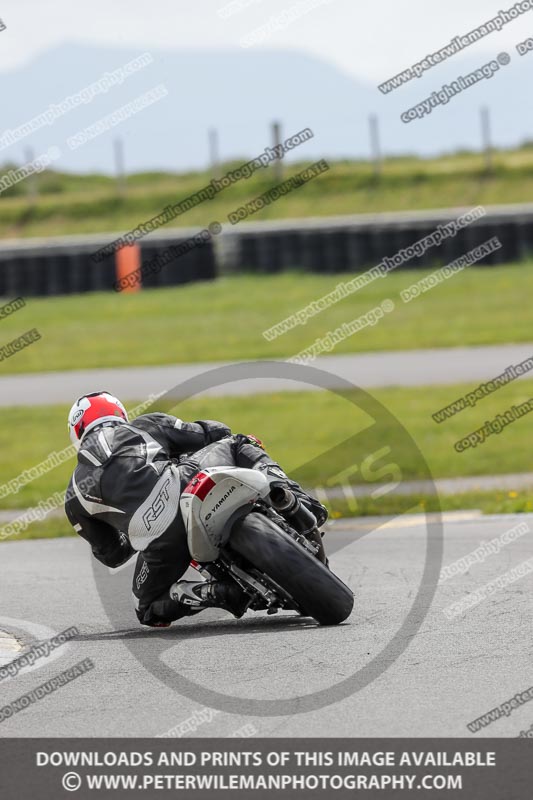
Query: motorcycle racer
64 391 328 628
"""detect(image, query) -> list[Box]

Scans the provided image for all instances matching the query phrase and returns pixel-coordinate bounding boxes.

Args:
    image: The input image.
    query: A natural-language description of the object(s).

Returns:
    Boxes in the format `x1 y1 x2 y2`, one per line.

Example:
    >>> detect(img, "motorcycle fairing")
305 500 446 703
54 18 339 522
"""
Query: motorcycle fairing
180 467 271 561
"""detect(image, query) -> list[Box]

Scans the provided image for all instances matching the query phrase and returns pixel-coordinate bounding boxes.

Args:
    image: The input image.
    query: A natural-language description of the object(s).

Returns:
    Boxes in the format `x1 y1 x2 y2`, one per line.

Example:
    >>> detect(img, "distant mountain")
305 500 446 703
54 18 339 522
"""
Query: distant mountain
0 43 530 174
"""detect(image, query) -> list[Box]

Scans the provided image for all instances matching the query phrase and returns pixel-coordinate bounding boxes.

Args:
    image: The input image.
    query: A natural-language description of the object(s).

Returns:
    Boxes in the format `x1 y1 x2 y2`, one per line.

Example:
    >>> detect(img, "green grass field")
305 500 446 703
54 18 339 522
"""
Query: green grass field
3 374 532 542
1 378 532 515
3 147 533 238
0 263 530 374
327 490 533 518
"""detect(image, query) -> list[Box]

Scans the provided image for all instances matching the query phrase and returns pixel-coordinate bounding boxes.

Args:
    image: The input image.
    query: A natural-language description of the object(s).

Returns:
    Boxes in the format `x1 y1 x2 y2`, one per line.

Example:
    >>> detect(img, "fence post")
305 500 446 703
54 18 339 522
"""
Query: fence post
481 106 493 175
369 114 382 180
272 120 283 182
24 147 38 202
113 138 126 195
208 127 221 180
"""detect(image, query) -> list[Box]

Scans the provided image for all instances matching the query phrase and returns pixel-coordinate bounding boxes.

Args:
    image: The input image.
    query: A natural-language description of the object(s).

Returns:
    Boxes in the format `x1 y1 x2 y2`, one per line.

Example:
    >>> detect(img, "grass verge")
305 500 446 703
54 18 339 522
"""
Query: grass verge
1 378 533 511
326 489 533 519
3 489 532 543
5 150 533 238
0 263 531 373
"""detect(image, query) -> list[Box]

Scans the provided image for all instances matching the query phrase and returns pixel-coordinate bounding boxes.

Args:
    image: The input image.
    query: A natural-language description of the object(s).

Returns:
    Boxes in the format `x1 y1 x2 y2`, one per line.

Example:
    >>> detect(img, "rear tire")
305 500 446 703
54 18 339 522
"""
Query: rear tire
230 512 354 625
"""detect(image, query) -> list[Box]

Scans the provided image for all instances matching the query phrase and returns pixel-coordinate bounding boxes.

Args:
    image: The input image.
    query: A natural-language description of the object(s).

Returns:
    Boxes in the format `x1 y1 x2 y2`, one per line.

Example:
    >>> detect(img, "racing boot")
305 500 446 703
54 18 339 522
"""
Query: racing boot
170 579 250 619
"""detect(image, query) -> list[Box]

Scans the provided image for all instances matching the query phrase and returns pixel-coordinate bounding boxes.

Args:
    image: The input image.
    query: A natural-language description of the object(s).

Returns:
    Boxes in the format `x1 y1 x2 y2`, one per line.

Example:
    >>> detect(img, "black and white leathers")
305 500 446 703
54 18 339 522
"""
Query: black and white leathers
64 413 230 569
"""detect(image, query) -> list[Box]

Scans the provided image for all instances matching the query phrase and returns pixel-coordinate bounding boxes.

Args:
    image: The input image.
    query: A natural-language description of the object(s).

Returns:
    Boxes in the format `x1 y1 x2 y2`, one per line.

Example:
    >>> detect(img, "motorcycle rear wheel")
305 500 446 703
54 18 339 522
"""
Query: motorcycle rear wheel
230 512 354 625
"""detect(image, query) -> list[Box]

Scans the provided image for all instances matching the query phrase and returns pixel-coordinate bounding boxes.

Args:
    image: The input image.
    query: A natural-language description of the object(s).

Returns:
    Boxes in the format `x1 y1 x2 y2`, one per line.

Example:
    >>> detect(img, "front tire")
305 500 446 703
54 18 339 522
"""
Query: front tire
230 512 354 625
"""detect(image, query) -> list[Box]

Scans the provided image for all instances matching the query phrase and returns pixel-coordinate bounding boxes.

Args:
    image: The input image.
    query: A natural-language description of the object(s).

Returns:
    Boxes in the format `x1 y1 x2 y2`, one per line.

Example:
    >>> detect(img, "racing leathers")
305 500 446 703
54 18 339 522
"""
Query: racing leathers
65 413 327 626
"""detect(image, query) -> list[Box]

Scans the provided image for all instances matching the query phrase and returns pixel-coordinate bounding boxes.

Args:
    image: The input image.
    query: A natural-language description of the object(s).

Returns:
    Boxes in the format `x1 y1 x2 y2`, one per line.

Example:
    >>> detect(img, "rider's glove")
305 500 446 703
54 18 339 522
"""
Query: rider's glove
243 434 265 450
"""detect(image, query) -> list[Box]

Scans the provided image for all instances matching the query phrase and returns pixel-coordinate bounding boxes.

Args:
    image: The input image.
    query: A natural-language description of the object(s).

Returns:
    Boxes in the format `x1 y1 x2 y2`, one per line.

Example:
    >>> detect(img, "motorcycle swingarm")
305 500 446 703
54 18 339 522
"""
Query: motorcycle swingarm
223 558 299 614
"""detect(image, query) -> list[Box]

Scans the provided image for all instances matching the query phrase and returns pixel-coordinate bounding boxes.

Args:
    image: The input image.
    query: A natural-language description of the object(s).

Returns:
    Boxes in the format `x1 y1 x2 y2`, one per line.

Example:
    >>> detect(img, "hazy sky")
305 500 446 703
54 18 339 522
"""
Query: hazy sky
3 0 533 83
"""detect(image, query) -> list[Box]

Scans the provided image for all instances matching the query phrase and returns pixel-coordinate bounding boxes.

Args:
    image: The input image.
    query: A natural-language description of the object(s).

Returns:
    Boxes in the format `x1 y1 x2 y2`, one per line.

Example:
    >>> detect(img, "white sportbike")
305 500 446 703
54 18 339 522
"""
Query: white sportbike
180 466 354 626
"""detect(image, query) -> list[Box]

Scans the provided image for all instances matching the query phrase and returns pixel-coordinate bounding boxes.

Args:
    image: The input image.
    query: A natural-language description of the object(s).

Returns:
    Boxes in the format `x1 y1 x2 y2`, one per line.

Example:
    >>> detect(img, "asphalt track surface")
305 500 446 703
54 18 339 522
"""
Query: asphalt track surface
1 512 531 738
0 343 532 406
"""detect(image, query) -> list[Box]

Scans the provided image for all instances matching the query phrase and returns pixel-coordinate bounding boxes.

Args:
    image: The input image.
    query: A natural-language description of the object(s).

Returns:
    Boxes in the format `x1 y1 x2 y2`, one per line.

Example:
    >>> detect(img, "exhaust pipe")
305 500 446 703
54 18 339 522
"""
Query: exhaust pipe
269 486 327 564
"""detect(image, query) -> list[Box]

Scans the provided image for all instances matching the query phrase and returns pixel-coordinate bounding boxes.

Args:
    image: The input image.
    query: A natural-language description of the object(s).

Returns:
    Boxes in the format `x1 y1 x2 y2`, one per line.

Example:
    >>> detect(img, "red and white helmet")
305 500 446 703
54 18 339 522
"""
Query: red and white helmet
68 391 128 449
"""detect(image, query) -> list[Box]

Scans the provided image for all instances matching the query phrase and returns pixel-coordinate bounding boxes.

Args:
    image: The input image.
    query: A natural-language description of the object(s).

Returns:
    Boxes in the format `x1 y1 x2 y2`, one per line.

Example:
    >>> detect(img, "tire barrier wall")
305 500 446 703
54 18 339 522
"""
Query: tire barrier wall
0 233 217 297
223 205 533 275
0 204 530 296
